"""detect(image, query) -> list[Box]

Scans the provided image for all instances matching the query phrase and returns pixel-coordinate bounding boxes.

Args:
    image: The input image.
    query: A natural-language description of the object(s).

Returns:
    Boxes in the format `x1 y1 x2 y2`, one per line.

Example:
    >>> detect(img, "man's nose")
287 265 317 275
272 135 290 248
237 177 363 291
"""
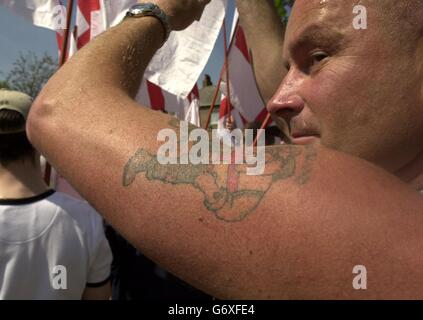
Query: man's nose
267 76 305 121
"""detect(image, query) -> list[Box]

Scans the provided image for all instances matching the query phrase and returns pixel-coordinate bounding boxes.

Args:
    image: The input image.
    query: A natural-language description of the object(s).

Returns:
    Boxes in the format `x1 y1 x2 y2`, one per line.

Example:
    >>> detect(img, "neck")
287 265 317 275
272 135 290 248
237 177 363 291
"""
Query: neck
0 156 49 199
395 149 423 192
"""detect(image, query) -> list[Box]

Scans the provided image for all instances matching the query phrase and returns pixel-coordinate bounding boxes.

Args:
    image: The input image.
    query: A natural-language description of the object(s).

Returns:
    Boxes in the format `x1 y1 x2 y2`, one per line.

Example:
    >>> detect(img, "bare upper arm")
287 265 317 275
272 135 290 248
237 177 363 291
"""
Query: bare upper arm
112 141 423 299
28 94 423 299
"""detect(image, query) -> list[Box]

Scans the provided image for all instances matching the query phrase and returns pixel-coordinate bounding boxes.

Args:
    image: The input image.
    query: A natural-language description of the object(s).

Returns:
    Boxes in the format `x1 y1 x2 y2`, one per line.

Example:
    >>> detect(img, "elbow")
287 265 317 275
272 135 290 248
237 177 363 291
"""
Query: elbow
26 93 59 150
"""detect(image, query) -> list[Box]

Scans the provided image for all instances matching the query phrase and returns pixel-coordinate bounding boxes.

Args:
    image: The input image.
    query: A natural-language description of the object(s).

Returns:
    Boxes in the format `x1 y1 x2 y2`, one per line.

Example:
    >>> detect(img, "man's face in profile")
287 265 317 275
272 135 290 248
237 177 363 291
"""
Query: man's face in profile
268 0 423 173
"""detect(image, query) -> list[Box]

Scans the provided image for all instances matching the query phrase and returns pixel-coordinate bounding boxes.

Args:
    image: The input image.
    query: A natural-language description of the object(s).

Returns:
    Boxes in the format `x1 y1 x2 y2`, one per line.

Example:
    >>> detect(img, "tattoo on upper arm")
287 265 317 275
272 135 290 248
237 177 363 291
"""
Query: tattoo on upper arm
122 121 317 222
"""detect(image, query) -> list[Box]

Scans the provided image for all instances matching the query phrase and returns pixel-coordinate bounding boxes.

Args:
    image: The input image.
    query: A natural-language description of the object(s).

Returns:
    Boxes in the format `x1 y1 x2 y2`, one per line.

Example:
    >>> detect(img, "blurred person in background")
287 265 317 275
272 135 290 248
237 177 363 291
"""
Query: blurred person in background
0 89 112 300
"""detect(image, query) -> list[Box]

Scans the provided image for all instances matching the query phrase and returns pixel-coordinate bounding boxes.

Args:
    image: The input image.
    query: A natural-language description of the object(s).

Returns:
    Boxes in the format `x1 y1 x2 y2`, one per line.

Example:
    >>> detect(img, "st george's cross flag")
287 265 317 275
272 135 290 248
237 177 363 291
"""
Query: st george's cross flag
217 10 268 138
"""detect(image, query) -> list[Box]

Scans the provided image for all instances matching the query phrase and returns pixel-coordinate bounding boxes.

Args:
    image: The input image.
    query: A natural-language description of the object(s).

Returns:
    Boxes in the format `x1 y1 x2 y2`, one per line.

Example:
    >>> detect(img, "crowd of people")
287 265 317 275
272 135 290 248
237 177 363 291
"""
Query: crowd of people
1 0 422 300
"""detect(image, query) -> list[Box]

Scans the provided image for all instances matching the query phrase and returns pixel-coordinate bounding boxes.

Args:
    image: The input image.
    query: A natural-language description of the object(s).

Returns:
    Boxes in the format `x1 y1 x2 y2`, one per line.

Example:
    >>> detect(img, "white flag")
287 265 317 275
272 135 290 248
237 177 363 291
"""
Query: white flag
105 0 227 98
0 0 65 31
74 0 214 125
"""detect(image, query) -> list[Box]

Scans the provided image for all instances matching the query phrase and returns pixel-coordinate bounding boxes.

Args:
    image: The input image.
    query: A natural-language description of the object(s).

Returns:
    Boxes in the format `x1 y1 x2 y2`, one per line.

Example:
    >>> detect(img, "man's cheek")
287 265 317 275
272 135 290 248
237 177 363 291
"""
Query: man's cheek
312 60 365 104
303 68 358 139
303 70 341 113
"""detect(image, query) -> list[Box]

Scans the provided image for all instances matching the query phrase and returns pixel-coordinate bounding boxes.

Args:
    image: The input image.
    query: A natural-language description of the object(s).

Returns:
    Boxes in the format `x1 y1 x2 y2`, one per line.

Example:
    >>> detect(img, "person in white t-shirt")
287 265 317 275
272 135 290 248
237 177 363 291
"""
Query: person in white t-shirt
0 89 112 300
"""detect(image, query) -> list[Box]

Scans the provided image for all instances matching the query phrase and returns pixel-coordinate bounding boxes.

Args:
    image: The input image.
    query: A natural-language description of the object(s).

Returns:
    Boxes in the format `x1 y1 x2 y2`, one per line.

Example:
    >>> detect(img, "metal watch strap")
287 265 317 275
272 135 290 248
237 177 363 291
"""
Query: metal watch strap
125 3 171 45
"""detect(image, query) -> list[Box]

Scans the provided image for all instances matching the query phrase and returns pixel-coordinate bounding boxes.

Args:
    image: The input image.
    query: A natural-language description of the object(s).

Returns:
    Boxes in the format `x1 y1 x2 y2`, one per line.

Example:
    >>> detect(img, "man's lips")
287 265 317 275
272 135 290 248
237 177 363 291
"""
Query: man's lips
291 131 320 139
272 116 319 145
290 135 320 145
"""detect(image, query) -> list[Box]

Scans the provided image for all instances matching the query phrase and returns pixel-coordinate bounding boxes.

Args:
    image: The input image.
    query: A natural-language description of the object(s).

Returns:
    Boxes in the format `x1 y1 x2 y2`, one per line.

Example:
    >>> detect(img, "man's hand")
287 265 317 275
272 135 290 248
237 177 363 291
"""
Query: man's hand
147 0 211 30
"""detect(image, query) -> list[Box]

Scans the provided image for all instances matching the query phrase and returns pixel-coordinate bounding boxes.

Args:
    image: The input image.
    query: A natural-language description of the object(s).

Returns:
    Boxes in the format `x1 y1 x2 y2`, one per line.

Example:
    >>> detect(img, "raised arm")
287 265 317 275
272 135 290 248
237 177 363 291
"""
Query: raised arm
27 0 423 299
236 0 286 103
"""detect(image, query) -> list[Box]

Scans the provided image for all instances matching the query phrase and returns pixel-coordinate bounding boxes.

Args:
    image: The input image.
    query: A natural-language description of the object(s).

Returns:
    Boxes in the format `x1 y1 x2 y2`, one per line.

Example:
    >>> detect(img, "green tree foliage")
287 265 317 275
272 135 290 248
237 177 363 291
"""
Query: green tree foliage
0 80 10 90
274 0 295 21
5 51 57 98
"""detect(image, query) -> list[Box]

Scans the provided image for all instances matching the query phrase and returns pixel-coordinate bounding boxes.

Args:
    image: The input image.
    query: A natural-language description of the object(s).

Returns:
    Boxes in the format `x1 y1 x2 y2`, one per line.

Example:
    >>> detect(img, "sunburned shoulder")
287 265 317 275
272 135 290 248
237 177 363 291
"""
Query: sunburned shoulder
260 143 423 222
244 146 423 299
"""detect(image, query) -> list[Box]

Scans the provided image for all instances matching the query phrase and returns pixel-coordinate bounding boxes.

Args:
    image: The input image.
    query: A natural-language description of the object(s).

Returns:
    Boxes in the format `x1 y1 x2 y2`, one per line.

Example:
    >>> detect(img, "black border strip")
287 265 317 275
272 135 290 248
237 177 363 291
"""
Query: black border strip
0 189 55 206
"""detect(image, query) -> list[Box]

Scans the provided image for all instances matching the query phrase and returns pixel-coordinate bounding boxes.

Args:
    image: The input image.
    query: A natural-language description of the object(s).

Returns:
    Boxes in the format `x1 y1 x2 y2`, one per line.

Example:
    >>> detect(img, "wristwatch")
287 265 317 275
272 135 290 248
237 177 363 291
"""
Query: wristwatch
125 3 172 44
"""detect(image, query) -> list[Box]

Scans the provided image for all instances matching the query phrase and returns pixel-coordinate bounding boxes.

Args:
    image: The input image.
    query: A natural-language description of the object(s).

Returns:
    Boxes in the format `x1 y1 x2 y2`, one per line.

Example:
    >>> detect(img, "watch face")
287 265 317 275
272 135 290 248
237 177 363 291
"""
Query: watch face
126 2 171 43
130 3 156 15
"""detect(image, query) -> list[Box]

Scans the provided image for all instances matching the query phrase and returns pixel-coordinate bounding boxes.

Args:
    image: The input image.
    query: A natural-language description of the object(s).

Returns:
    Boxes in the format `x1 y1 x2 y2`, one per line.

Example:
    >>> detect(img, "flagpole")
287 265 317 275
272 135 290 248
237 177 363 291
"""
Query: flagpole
253 112 272 147
222 17 232 121
203 17 240 130
203 69 223 130
100 0 108 31
44 0 75 185
59 0 75 66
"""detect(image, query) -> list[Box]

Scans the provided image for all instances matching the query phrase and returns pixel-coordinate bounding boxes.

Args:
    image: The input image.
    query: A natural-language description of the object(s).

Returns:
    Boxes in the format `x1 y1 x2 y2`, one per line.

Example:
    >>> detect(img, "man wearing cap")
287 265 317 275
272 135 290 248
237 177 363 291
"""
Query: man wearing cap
27 0 423 299
0 89 113 299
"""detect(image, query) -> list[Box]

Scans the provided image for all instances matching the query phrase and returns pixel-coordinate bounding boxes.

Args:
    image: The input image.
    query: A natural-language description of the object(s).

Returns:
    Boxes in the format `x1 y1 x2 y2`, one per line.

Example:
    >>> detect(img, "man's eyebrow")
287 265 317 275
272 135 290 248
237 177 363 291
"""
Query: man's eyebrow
288 25 346 53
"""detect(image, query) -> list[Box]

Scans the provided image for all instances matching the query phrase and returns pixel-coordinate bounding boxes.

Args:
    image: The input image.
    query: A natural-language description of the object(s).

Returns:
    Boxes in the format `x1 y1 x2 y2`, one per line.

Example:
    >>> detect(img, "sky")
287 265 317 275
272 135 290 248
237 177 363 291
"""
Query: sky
0 1 236 86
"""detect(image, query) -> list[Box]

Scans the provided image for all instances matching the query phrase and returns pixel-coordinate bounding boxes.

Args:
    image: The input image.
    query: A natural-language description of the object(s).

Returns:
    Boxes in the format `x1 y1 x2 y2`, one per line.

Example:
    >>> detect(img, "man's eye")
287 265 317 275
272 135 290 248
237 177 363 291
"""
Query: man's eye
310 52 328 66
283 60 291 71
